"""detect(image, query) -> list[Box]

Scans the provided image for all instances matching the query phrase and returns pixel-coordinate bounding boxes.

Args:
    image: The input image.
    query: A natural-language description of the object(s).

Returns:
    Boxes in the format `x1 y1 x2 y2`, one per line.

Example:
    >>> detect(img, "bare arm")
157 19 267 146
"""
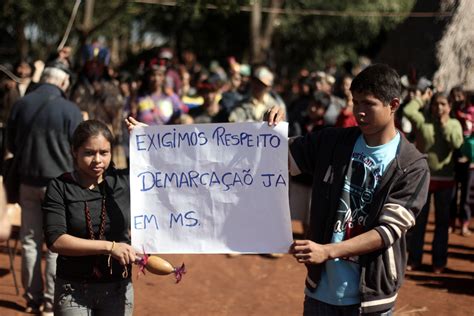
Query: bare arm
32 60 45 83
51 234 137 265
290 229 384 264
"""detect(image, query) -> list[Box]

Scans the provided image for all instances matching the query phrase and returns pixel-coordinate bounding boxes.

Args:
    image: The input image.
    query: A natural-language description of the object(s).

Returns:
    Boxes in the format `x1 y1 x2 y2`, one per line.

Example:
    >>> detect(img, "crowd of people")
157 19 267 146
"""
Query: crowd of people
0 42 472 315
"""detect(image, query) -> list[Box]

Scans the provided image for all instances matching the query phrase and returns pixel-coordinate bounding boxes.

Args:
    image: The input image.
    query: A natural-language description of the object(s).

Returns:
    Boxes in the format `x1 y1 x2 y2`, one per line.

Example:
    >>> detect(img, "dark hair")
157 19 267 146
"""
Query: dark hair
350 64 401 104
298 76 312 87
430 91 450 106
72 120 114 152
449 85 464 97
138 65 166 96
14 60 34 75
334 74 353 99
311 91 331 109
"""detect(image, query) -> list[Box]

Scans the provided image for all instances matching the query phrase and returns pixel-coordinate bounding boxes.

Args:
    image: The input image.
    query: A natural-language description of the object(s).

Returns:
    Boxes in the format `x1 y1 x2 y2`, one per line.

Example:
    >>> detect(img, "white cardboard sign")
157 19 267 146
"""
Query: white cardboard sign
130 122 292 254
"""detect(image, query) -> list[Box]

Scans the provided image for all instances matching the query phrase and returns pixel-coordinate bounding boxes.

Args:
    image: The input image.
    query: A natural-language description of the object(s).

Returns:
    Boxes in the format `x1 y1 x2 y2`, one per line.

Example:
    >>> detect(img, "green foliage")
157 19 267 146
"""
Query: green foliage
0 0 415 73
0 0 73 59
132 0 250 63
275 0 415 72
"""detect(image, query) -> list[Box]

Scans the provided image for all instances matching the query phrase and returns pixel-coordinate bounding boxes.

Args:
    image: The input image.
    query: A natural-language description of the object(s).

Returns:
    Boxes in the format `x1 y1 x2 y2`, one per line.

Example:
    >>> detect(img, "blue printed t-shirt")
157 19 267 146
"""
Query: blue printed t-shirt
307 132 401 306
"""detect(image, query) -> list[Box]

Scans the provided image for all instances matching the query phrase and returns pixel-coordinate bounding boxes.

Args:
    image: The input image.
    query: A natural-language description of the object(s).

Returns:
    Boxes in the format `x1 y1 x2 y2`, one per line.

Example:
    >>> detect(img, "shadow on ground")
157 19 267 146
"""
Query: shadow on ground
0 299 24 312
419 247 474 262
447 243 474 252
407 272 474 296
0 268 10 277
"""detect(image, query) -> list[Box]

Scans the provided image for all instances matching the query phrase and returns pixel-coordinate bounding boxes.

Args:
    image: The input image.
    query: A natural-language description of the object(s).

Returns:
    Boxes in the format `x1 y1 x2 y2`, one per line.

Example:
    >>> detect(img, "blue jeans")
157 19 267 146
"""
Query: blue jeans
303 296 393 316
54 277 133 316
408 188 454 268
20 184 57 305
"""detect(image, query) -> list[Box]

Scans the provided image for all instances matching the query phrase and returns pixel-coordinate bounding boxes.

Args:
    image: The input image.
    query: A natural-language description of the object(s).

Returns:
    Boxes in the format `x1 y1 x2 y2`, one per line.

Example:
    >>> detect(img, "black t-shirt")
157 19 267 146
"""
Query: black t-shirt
43 168 131 282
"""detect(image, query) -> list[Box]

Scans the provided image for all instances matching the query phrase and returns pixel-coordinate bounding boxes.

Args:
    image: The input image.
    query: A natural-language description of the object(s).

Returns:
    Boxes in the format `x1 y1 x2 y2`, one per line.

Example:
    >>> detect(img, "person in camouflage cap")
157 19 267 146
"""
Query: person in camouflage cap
228 66 286 122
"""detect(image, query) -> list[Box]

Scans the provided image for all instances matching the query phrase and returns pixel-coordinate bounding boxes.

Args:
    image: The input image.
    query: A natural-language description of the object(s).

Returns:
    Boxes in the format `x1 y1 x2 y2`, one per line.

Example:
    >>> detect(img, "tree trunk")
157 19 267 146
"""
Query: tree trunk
74 0 95 66
260 0 282 55
250 0 283 65
250 0 262 64
119 33 130 64
83 0 95 33
110 35 120 66
16 20 28 61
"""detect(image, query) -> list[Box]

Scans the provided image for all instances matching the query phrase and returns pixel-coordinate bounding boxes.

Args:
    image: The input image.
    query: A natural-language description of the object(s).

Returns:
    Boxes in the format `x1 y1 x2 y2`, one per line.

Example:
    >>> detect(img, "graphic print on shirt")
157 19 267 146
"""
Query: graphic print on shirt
310 134 400 305
332 151 383 261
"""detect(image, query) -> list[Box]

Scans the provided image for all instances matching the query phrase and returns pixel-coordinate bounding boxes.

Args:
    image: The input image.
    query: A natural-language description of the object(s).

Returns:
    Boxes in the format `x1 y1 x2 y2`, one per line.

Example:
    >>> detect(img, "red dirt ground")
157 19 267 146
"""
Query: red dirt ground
1 216 473 315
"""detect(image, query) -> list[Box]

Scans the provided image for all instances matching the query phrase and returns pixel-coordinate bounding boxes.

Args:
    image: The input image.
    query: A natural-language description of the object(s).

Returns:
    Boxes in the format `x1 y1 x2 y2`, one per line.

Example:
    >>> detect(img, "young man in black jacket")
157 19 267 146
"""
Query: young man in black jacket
266 64 429 315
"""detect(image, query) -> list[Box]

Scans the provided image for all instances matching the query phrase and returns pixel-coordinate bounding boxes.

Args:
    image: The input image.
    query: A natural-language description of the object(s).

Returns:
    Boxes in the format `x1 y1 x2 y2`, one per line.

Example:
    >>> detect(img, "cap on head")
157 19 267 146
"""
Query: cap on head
314 71 335 86
159 48 173 60
146 57 167 74
416 77 433 92
400 75 411 89
239 64 251 77
197 79 218 94
253 66 274 87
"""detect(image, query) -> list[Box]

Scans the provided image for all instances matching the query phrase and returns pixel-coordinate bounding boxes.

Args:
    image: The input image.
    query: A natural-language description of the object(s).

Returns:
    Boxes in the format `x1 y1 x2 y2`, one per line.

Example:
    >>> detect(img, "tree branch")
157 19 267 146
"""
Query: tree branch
261 0 283 51
78 0 128 36
250 0 262 62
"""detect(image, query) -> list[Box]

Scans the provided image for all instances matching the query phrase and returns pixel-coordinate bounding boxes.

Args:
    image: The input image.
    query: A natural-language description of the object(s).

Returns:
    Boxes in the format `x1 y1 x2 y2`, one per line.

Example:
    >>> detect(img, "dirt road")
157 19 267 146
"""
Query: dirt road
0 218 473 315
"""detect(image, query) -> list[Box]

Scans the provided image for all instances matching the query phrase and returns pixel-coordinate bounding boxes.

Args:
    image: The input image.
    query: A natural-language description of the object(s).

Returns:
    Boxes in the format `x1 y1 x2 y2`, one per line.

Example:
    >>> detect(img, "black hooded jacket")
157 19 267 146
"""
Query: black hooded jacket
290 126 429 314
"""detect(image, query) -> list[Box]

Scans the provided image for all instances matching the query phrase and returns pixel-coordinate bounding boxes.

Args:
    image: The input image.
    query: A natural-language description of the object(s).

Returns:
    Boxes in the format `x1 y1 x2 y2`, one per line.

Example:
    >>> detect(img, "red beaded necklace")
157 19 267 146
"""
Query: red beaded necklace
84 196 106 240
